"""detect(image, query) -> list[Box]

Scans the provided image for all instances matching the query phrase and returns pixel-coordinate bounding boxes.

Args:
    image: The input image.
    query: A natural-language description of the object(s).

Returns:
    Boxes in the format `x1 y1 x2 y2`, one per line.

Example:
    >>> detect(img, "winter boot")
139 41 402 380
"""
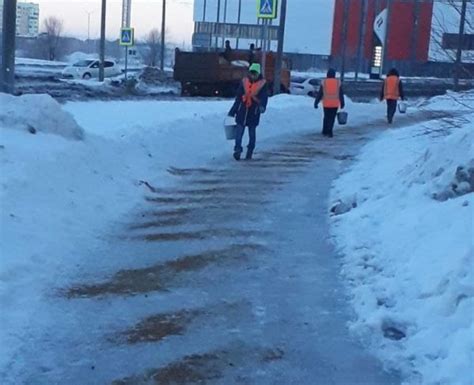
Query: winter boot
233 151 241 161
245 150 253 160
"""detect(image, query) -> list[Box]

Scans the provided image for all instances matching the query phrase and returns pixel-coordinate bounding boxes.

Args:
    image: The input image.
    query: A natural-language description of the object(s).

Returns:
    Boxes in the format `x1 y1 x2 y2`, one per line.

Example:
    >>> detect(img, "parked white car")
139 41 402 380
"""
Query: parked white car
290 76 321 96
62 59 122 80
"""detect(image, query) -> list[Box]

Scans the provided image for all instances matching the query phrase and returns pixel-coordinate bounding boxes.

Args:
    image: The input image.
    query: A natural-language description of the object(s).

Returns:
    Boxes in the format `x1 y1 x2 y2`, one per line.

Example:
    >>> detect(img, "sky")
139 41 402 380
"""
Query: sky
32 0 194 46
31 0 335 54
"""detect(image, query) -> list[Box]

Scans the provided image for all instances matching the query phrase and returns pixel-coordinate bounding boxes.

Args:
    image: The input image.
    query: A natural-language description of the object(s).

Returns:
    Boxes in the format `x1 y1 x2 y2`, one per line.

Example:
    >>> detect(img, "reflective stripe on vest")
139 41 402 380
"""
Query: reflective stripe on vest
322 78 340 108
384 76 400 100
242 78 266 108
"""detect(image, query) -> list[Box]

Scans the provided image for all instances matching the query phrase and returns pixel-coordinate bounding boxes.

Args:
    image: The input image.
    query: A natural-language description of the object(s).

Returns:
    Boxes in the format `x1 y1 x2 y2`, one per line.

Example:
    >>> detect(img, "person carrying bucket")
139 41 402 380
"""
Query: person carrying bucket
228 63 268 161
380 68 405 124
314 68 345 138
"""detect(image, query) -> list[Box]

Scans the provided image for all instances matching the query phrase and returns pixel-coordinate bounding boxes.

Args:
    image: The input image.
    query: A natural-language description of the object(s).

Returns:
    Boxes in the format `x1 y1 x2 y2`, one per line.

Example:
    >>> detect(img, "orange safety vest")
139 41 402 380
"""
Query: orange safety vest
384 76 400 100
242 78 266 108
322 78 341 108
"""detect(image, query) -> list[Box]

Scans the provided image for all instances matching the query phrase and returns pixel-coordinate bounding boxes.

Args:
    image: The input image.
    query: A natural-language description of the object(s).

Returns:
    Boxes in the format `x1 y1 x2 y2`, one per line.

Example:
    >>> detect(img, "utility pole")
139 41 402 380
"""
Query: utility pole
410 0 420 74
236 0 242 48
121 0 132 27
86 11 92 41
340 0 349 82
215 0 221 49
86 10 94 53
121 0 132 80
273 0 288 95
355 0 368 81
1 0 17 94
222 0 228 48
382 0 392 75
99 0 107 82
454 0 467 91
160 0 166 71
203 0 207 21
261 19 267 75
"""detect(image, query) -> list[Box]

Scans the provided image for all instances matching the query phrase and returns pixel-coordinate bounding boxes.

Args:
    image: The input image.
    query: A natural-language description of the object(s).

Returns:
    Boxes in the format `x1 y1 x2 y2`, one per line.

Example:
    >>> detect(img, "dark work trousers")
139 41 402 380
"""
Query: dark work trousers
386 99 398 123
323 107 338 137
234 125 257 156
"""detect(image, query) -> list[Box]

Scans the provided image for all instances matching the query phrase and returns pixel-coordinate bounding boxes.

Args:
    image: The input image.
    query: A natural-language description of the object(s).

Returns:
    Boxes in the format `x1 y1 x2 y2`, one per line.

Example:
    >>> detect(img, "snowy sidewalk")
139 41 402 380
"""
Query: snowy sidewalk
1 91 467 384
7 128 402 385
2 100 452 384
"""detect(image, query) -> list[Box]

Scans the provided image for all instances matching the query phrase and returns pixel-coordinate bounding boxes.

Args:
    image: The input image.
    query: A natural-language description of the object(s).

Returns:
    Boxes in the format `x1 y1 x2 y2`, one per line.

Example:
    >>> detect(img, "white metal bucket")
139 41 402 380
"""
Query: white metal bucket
225 124 237 140
337 111 348 125
398 102 407 113
224 117 237 140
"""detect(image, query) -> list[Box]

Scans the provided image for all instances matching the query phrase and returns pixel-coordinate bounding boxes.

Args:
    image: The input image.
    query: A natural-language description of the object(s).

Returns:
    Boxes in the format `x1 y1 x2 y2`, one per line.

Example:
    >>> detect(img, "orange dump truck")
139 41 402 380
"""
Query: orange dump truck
174 49 290 97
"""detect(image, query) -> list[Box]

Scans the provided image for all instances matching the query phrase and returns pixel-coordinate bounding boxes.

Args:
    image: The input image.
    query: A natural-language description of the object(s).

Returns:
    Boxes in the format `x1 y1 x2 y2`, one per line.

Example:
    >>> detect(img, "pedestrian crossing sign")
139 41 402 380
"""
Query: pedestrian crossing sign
257 0 278 19
120 28 134 46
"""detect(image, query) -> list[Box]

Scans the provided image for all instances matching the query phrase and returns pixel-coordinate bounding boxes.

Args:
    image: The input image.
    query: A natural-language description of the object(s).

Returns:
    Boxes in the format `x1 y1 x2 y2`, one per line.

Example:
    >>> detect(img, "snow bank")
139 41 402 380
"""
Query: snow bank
0 93 84 140
15 57 68 66
65 51 97 63
330 94 474 384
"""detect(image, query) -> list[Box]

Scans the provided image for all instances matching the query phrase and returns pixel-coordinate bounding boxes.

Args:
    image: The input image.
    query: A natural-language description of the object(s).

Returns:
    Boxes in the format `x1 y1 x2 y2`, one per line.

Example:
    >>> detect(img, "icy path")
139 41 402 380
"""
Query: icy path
5 110 448 385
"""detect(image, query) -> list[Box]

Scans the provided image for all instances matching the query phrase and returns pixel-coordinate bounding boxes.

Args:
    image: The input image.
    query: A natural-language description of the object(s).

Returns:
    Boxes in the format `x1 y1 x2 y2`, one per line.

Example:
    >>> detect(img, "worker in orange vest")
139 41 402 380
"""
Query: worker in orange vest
228 63 268 160
380 68 405 124
314 68 345 137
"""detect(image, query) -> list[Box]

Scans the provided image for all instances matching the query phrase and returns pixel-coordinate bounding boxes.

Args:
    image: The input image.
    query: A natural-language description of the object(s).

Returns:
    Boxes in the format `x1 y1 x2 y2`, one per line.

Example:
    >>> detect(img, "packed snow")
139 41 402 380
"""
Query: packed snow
0 93 354 379
15 57 68 67
1 88 472 384
330 91 474 385
0 94 84 139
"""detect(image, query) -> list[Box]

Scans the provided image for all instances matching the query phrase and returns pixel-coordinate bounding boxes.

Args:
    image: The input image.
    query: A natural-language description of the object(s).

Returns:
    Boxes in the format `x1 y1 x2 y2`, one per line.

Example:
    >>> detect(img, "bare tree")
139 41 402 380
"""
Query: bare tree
43 16 64 61
145 29 162 67
430 1 473 72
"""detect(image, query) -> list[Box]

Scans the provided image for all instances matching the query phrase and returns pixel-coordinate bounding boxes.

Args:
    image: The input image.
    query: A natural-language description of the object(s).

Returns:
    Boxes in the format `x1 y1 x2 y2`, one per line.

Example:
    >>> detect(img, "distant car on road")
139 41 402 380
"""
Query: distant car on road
290 76 321 96
62 60 122 80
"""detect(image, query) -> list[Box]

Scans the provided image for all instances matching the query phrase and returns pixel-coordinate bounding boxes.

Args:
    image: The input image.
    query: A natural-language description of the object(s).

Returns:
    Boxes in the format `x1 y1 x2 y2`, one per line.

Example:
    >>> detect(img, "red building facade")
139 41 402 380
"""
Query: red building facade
331 0 434 75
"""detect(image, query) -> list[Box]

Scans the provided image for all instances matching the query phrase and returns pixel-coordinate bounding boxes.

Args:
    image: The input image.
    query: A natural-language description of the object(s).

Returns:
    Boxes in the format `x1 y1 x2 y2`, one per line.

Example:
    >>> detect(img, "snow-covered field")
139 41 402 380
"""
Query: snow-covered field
330 91 474 385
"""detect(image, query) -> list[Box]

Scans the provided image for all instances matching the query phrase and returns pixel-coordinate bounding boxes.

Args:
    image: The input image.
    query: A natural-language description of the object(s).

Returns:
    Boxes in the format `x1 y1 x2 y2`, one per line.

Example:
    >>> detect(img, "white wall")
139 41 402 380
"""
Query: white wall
194 0 334 54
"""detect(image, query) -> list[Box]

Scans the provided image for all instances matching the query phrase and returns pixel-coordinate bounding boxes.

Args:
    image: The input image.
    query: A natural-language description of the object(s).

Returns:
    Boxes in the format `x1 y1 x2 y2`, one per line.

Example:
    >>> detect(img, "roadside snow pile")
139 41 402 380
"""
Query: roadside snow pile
330 104 473 385
0 93 84 140
66 51 96 63
421 90 474 112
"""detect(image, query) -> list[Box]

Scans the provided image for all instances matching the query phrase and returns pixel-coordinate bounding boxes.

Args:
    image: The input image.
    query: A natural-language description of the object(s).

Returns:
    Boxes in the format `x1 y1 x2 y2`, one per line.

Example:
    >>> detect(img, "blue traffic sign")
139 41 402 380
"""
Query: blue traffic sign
257 0 278 19
120 28 134 46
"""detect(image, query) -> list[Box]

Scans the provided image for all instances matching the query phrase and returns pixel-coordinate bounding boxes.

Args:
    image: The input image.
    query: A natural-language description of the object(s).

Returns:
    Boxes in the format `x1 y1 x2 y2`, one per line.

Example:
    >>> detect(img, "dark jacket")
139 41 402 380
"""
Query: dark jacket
314 69 345 109
229 76 269 127
380 68 405 100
